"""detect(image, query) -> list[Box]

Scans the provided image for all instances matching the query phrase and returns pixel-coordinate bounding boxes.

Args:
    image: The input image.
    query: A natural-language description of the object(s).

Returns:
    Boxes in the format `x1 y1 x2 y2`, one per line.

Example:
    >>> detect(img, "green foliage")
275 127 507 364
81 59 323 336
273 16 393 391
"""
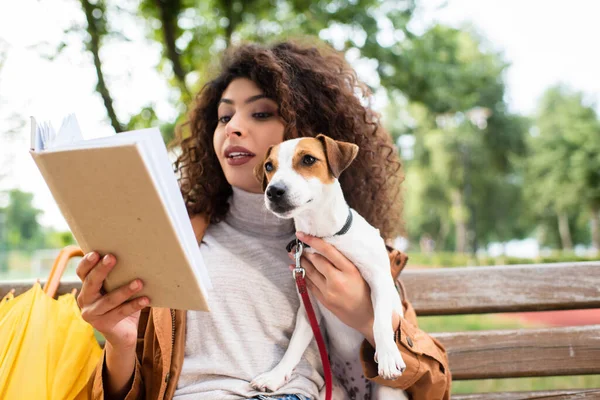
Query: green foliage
134 0 418 142
44 230 76 249
377 24 507 115
399 28 529 252
0 190 44 251
46 0 600 254
0 190 75 254
523 85 600 249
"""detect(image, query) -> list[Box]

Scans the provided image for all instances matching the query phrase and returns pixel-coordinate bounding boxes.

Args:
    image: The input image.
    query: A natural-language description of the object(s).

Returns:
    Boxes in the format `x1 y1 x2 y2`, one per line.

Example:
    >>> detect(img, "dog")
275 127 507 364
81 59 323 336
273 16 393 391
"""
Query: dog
251 134 408 399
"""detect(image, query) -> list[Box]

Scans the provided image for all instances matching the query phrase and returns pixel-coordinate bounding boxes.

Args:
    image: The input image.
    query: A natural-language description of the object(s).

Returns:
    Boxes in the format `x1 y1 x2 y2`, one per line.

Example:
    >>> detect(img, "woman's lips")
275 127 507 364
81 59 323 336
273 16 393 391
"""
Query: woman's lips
226 153 254 166
224 146 255 166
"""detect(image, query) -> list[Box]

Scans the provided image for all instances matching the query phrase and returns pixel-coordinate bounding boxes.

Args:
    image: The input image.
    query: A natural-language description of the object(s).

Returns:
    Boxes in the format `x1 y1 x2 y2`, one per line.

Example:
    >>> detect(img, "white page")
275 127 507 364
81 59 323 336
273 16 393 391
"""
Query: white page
136 129 213 290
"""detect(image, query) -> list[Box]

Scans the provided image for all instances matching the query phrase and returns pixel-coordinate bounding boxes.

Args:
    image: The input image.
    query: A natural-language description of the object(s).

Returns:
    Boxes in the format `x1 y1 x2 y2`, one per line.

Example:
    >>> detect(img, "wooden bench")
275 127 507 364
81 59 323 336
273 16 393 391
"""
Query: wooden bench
403 261 600 399
2 261 600 398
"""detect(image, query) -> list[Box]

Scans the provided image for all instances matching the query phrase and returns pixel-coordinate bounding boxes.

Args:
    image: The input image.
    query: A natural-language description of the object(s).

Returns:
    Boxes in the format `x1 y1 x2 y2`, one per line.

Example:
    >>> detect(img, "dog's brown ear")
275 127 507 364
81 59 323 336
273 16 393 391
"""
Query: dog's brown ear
316 134 359 178
254 145 274 192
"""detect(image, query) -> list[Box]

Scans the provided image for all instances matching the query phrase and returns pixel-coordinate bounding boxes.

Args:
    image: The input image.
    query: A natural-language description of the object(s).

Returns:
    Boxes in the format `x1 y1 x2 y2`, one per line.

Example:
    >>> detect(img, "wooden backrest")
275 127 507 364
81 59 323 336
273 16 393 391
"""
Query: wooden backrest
402 262 600 315
400 261 600 383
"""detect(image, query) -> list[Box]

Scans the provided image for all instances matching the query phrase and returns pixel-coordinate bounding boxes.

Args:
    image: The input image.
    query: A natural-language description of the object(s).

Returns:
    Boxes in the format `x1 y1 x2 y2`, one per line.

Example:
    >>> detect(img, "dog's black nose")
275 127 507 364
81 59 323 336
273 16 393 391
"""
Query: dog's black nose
266 184 287 200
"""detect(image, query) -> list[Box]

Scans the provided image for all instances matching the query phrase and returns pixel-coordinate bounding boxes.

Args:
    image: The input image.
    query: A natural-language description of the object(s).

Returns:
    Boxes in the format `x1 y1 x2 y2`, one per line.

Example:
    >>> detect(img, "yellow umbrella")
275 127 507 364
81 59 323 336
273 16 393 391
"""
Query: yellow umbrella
0 246 102 400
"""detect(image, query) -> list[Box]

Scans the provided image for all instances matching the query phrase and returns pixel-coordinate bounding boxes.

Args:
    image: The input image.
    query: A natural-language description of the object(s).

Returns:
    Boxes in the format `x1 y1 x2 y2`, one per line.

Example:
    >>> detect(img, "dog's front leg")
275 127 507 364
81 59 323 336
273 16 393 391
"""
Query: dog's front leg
369 274 406 380
251 303 316 392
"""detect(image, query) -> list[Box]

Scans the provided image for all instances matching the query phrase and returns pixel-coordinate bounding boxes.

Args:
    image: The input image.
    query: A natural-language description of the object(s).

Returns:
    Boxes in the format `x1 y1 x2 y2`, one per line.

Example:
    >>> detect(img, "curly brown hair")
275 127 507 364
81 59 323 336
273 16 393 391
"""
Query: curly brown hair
174 40 404 240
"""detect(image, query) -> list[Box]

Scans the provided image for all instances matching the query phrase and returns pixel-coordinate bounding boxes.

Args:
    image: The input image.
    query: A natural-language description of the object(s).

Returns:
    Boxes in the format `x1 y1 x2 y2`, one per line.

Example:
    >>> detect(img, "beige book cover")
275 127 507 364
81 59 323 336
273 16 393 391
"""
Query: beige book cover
29 116 211 311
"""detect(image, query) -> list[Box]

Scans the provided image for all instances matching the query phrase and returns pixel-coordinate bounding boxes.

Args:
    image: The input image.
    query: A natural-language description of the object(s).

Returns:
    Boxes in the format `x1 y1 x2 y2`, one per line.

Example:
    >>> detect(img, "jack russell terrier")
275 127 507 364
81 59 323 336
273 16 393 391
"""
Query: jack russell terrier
251 134 408 399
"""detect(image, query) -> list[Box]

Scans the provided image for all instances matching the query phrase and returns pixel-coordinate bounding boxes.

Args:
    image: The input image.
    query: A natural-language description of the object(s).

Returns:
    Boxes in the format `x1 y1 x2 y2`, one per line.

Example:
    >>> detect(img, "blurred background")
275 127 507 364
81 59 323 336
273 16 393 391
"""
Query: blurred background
0 0 599 394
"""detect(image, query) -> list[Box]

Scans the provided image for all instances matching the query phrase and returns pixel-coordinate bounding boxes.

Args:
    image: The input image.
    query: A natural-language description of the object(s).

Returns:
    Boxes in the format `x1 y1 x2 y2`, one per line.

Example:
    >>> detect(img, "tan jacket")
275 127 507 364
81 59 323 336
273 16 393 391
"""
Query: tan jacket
88 215 451 400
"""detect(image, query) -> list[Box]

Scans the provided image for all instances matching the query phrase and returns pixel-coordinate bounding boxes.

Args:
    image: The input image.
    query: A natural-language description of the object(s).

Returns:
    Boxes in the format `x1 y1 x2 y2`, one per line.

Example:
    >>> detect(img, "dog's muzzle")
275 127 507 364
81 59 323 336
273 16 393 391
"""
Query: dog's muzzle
266 183 294 213
266 183 287 201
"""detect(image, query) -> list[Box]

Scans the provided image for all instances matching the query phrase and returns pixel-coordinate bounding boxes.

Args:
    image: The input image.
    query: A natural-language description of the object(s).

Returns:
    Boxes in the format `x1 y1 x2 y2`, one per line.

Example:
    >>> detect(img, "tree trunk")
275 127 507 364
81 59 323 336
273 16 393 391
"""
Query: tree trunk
451 189 468 253
221 0 240 48
557 212 573 251
591 204 600 254
436 219 450 252
80 0 123 133
155 0 190 102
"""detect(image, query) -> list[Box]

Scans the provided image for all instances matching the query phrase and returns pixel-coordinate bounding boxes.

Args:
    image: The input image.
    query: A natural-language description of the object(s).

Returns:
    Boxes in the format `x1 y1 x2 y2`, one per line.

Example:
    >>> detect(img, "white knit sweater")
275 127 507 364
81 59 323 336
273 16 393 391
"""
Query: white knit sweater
174 187 328 399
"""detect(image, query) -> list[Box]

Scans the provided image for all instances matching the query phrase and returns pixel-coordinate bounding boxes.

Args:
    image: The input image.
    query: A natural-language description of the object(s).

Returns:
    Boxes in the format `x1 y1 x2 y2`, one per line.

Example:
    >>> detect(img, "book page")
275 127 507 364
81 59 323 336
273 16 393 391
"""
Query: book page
30 114 84 151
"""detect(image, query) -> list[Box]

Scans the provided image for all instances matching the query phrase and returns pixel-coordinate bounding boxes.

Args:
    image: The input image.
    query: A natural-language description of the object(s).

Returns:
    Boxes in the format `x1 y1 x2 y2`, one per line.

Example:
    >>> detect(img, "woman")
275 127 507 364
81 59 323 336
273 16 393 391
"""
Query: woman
77 41 450 400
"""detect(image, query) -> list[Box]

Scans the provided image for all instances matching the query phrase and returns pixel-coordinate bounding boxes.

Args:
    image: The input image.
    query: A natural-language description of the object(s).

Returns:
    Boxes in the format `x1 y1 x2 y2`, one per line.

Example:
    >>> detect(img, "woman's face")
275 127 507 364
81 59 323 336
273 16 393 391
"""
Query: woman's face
213 78 285 193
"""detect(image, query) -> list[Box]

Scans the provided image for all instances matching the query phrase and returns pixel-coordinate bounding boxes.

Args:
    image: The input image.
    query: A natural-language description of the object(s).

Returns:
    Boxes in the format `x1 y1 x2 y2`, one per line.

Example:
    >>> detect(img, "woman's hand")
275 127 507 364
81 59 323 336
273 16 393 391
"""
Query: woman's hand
76 252 149 350
291 232 400 346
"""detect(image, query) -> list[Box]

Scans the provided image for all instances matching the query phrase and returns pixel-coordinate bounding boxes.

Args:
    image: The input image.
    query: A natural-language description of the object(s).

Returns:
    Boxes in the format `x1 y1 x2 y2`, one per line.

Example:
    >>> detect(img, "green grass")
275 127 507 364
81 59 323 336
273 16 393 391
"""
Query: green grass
418 314 600 394
417 314 533 333
453 375 600 394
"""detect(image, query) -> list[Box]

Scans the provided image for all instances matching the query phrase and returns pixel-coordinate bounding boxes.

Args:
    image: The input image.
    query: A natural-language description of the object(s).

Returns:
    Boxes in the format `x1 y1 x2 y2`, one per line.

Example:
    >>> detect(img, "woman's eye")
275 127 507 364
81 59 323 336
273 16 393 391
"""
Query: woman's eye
253 112 272 119
218 115 231 124
302 155 316 165
265 162 274 172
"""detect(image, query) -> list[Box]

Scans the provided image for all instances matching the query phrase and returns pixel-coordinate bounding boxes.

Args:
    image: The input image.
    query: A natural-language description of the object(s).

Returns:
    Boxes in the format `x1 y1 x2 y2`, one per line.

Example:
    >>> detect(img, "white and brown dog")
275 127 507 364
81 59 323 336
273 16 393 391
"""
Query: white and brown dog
251 134 407 399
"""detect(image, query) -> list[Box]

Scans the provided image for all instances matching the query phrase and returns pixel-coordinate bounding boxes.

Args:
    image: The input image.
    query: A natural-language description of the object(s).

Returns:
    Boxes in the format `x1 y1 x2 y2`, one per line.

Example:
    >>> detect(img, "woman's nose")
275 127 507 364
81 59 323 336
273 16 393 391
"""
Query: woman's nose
225 114 244 137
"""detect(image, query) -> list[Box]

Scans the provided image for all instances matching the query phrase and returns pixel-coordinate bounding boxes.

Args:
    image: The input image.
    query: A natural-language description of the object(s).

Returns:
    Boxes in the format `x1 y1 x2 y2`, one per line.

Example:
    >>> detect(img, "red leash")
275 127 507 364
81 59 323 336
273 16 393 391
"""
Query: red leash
293 241 332 400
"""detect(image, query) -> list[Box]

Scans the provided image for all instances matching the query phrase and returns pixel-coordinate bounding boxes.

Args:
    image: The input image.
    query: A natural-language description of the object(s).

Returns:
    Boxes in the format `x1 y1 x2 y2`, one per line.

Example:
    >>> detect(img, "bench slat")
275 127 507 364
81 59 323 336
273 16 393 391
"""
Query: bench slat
453 389 600 399
433 325 600 380
401 262 600 315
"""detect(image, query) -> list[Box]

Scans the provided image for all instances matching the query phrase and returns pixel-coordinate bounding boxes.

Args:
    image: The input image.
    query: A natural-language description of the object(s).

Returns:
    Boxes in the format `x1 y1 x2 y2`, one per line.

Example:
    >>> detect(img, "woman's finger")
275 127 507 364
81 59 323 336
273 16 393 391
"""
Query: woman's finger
95 297 149 330
304 276 326 304
86 279 144 317
303 251 340 279
75 251 100 281
78 254 116 308
296 232 355 272
299 257 327 291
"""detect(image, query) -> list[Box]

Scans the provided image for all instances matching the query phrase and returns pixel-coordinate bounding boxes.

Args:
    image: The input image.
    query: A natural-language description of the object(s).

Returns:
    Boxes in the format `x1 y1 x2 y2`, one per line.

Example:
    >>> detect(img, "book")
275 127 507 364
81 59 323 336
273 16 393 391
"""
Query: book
30 114 211 311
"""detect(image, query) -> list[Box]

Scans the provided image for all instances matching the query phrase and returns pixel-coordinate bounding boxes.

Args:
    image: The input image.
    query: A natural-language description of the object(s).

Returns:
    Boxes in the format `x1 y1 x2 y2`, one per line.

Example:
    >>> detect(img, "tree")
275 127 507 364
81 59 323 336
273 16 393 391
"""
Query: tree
51 3 535 253
0 190 44 251
398 26 528 253
525 85 600 252
135 0 418 141
59 0 461 144
80 0 123 132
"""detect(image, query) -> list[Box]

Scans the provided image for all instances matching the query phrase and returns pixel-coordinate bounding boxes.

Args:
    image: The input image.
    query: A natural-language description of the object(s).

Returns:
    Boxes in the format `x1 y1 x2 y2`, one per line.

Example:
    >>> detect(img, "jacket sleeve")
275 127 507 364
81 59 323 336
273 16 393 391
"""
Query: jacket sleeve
357 250 452 400
88 349 145 400
87 307 151 400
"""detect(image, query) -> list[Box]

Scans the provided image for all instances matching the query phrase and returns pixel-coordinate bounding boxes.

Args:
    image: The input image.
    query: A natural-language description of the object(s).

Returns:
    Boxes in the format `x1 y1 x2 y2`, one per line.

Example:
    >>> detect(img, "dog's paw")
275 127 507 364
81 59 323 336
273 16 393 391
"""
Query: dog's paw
251 369 291 392
375 348 406 380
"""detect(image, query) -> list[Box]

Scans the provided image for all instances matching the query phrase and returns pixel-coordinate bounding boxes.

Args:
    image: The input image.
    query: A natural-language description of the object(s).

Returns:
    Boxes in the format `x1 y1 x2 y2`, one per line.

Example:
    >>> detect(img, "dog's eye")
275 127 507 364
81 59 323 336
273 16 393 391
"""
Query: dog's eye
264 162 274 172
302 155 316 166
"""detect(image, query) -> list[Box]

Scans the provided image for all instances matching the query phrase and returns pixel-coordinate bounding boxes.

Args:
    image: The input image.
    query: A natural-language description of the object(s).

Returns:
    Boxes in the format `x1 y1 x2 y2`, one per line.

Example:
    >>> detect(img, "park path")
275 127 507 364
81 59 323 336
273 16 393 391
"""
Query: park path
508 309 600 327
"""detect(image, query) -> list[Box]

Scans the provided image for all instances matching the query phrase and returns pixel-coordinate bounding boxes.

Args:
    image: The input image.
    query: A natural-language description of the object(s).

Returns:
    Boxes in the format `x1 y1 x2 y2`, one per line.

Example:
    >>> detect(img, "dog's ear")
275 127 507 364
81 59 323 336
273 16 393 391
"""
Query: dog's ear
254 145 274 192
316 134 359 178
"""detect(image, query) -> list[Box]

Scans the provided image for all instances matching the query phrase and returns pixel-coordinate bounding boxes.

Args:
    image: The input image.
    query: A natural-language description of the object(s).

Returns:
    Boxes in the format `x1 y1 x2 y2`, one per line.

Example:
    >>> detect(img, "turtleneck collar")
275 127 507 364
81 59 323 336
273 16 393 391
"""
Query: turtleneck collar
225 186 295 238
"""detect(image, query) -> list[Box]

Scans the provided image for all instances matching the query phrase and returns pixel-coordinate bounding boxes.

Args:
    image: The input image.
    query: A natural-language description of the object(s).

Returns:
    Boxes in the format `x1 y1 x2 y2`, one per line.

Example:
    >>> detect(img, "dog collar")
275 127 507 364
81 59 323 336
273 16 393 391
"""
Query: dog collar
335 207 353 236
285 208 353 252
